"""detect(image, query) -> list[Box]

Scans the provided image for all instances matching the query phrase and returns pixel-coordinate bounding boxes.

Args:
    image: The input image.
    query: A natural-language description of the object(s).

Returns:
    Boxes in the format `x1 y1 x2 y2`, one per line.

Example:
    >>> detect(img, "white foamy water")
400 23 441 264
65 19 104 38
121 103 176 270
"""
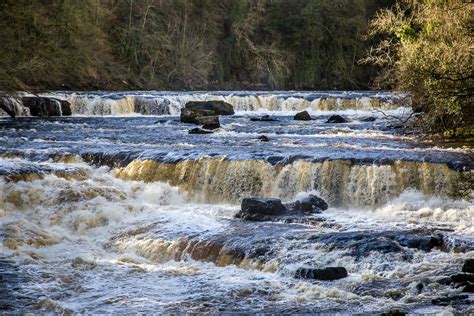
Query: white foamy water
0 160 472 313
0 90 472 313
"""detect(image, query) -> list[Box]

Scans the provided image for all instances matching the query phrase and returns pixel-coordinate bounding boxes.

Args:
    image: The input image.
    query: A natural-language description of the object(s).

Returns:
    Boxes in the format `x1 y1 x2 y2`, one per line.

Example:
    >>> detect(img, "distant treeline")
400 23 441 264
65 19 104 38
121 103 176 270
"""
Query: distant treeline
0 0 394 91
1 0 471 133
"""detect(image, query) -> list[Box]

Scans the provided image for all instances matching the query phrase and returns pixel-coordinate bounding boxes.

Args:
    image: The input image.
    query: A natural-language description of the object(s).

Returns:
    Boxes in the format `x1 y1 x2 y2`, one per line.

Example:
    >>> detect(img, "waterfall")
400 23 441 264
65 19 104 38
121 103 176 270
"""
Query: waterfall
114 158 469 206
50 91 407 116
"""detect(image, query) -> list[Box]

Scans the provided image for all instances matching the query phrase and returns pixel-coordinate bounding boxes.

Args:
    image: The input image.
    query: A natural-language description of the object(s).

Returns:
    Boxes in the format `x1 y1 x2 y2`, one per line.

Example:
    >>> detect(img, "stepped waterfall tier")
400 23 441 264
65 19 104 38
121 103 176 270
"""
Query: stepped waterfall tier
0 91 473 314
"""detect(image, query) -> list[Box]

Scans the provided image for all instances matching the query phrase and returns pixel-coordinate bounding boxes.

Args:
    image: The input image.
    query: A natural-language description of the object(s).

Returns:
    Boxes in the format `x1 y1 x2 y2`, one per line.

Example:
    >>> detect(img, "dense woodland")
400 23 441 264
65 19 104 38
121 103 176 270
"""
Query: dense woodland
0 0 472 131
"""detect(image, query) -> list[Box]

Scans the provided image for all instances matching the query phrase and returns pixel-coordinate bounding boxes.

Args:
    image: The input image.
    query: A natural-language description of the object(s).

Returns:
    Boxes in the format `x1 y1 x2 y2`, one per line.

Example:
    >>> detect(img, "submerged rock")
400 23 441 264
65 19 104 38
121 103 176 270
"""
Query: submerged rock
250 115 278 122
21 96 71 116
310 230 444 257
381 309 406 316
257 135 270 142
184 100 234 115
295 267 348 281
462 258 474 273
294 111 311 121
431 294 469 306
360 116 377 122
188 128 213 134
395 234 443 251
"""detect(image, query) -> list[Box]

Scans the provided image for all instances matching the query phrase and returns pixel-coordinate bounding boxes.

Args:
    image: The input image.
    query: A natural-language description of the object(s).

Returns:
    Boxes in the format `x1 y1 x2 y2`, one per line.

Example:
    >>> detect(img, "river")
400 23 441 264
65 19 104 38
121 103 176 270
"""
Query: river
0 91 473 314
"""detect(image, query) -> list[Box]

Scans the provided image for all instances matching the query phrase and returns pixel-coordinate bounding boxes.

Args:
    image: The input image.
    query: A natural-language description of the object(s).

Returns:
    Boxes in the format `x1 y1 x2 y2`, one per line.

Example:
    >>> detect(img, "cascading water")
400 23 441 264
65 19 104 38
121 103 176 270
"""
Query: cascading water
35 90 407 116
0 91 472 314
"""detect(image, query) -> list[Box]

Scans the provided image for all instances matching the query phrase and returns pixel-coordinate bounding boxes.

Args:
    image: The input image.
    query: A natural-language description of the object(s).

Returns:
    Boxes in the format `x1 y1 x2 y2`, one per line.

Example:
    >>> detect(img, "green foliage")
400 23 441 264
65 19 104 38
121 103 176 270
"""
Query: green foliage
366 0 474 132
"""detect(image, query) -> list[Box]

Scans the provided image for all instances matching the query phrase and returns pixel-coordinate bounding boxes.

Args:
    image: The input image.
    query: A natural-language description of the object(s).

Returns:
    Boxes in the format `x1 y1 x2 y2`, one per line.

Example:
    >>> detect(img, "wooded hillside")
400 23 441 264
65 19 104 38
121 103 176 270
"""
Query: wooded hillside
0 0 392 91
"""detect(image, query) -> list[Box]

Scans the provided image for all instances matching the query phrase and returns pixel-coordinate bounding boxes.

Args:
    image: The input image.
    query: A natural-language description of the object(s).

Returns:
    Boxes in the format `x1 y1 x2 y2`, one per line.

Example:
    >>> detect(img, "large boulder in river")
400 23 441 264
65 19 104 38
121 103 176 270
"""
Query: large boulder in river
326 115 348 123
180 108 215 124
294 110 311 121
241 198 286 215
295 267 348 281
285 194 328 213
235 195 328 222
185 100 234 115
21 97 71 116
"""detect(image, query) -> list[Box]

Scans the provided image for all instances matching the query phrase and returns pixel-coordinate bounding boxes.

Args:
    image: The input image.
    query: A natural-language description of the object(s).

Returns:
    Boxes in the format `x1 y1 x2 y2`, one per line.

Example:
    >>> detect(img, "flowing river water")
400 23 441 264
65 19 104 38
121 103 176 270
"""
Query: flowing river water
0 91 473 314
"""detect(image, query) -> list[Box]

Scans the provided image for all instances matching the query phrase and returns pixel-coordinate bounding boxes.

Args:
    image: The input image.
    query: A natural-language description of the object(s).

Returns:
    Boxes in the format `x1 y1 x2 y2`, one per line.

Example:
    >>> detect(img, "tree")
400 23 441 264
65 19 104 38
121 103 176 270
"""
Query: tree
364 0 474 132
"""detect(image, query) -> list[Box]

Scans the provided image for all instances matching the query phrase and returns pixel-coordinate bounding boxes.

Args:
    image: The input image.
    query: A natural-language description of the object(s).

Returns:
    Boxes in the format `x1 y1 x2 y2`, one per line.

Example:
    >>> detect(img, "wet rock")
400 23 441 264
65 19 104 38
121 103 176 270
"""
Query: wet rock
189 128 213 135
360 116 376 122
309 230 444 258
462 283 474 293
195 115 220 130
450 273 474 283
0 96 28 117
381 309 406 316
462 258 474 273
21 97 71 116
180 108 215 124
395 234 443 252
257 135 270 142
431 294 468 306
241 198 286 216
236 195 328 222
326 115 348 123
250 115 277 122
294 111 311 121
286 194 328 213
184 100 234 115
295 267 348 281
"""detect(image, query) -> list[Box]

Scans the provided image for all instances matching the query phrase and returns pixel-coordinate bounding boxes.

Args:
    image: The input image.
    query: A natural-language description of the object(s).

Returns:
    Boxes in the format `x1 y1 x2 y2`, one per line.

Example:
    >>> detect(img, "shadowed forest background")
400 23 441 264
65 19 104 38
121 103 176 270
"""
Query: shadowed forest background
0 0 472 131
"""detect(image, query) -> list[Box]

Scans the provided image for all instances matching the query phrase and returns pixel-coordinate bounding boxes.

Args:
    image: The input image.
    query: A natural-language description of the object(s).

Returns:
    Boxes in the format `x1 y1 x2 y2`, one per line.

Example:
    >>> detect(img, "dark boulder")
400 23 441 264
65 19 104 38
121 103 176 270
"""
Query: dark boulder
185 100 234 115
189 128 213 134
180 108 215 124
241 198 286 215
250 115 277 122
462 258 474 273
462 283 474 293
326 115 348 123
21 97 71 116
450 273 474 283
286 194 328 213
235 195 329 222
295 267 348 281
257 135 270 142
360 116 376 122
294 110 311 121
195 115 220 130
